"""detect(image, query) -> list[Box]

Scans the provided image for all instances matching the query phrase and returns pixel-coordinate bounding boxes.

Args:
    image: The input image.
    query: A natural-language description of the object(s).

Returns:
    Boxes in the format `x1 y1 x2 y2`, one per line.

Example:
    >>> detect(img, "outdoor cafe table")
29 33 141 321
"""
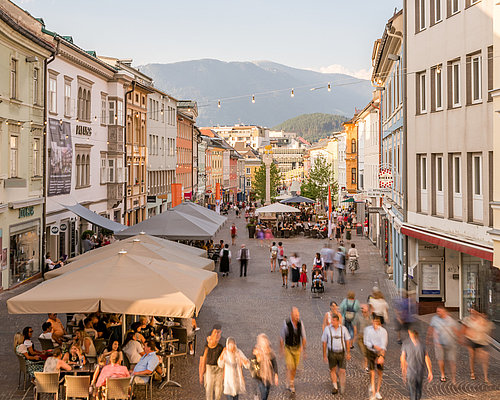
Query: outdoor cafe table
63 364 95 376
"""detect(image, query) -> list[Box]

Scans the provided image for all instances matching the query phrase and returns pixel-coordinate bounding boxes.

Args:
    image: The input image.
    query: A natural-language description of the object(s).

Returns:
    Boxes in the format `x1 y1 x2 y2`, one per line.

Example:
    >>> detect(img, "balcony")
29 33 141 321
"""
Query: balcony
107 182 124 209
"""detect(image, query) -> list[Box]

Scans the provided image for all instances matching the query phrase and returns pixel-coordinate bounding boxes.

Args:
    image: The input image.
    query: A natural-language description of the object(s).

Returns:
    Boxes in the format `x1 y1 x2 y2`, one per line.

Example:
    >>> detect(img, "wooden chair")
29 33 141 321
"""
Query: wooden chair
64 375 90 400
34 372 60 400
93 338 107 355
131 374 153 400
39 338 55 351
103 377 130 400
16 354 29 390
170 327 192 357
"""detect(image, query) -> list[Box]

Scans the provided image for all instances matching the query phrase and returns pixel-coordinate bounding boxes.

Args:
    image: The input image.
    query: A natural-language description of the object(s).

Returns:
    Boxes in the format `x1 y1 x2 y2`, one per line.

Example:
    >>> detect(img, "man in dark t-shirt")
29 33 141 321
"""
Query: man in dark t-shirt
199 325 224 400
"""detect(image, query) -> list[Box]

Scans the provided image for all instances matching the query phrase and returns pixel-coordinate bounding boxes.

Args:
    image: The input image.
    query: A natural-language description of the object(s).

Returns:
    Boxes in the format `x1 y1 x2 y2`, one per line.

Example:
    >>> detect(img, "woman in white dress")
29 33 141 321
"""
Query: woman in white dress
217 337 250 400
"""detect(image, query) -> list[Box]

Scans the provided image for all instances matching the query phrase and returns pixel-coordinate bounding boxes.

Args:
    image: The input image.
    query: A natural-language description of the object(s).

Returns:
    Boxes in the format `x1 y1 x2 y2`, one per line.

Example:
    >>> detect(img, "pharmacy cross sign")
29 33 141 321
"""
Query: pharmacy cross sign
378 164 393 189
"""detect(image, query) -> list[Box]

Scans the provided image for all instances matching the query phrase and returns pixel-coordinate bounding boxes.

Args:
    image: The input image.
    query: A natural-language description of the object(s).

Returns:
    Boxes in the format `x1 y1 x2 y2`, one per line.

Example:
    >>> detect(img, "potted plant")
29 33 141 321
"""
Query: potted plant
246 219 256 238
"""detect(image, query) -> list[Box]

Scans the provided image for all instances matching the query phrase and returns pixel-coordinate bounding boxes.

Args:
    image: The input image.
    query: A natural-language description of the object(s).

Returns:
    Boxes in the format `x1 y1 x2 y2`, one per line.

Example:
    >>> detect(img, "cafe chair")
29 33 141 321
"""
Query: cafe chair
94 338 107 355
16 354 29 390
170 327 195 357
34 372 60 400
39 338 55 351
131 374 153 400
103 377 131 400
64 375 90 400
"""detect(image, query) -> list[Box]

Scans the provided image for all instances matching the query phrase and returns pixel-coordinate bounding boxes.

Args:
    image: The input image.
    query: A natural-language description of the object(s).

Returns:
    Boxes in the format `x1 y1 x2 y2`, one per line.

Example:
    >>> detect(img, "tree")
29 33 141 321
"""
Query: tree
300 155 338 206
253 162 282 202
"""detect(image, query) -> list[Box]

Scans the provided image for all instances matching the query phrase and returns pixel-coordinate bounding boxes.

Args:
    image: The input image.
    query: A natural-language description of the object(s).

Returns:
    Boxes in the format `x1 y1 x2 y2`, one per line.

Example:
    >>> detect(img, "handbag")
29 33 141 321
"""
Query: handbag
250 357 260 379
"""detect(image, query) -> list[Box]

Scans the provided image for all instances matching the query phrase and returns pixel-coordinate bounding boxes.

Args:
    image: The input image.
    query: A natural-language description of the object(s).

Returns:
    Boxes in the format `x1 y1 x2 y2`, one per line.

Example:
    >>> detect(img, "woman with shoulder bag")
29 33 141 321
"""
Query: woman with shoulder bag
251 334 278 400
347 243 359 274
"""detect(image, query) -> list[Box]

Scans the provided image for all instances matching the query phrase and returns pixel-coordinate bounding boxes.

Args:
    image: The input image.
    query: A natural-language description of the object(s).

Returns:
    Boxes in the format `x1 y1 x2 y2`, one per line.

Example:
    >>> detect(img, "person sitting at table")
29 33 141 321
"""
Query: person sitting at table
174 317 197 355
63 343 86 365
101 340 123 364
47 313 66 344
123 331 144 365
130 322 146 345
74 330 97 360
84 317 98 339
21 326 47 359
132 341 160 384
90 354 107 397
96 351 130 387
138 316 155 340
43 348 72 373
91 313 108 339
14 332 44 381
39 321 58 346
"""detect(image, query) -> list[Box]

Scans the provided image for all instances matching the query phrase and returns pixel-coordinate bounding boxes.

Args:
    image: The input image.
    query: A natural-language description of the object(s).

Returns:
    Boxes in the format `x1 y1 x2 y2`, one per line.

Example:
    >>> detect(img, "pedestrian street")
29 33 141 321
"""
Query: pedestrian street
1 211 499 400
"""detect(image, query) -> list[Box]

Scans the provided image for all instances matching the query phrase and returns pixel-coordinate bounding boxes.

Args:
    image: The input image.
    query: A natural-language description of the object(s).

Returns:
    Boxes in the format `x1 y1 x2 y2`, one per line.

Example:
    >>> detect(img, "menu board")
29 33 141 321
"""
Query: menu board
421 264 440 295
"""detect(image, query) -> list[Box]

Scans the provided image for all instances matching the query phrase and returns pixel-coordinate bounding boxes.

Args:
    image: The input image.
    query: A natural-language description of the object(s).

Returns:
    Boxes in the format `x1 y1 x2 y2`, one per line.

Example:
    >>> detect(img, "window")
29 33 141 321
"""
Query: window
64 82 71 116
421 156 427 190
431 65 442 111
108 100 115 125
33 138 40 176
453 155 461 194
76 148 91 188
473 155 482 196
108 159 115 183
351 139 356 153
117 100 123 125
449 60 461 108
77 84 92 121
246 168 251 174
450 0 459 15
351 168 357 184
100 156 107 184
33 67 39 104
417 0 426 31
436 156 443 192
10 135 19 177
470 55 482 103
49 77 57 113
417 72 427 113
433 0 442 24
101 97 107 125
10 59 17 99
488 46 493 102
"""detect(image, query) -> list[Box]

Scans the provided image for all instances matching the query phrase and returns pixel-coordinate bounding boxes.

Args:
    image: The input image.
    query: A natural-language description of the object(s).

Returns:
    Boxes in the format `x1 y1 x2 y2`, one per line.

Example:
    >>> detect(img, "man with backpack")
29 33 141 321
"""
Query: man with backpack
340 291 360 345
334 247 346 285
322 314 351 394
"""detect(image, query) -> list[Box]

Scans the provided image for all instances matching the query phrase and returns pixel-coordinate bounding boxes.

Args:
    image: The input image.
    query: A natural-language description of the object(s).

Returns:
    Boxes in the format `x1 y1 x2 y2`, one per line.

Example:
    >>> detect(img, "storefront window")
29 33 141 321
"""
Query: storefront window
9 227 40 284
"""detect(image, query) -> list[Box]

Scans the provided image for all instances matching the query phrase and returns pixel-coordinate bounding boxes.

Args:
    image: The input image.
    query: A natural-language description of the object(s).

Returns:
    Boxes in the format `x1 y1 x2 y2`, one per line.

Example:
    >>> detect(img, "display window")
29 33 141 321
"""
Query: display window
9 226 40 285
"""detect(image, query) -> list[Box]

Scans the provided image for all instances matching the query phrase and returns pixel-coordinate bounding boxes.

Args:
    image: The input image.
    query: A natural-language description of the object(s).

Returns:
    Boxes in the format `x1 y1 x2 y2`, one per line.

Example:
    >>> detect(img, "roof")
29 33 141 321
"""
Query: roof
200 128 216 138
296 136 310 146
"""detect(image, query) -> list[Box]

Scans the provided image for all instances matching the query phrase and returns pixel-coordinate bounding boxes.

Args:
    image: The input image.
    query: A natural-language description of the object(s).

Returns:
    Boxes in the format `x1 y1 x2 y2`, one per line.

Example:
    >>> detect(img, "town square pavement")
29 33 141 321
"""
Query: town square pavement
1 211 499 399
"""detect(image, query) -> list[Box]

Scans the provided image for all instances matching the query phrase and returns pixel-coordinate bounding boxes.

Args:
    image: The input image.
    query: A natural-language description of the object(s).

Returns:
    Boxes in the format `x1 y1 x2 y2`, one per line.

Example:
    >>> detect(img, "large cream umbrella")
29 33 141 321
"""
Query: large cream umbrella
255 203 300 214
46 237 214 280
8 251 218 317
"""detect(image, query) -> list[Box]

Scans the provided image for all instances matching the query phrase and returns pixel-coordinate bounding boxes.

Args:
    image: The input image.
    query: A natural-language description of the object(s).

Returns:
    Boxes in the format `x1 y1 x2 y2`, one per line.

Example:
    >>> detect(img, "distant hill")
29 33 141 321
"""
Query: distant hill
138 59 372 127
273 113 348 143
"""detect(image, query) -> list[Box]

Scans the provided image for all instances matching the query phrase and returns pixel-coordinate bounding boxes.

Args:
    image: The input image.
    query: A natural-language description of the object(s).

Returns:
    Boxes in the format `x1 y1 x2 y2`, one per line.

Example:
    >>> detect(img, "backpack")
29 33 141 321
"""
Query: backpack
271 248 277 258
231 226 236 235
279 247 284 257
345 300 356 322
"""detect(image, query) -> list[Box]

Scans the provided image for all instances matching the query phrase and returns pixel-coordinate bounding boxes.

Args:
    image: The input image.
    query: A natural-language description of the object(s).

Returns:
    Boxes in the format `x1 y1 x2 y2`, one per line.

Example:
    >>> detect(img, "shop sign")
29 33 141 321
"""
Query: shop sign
147 196 157 203
76 125 92 136
18 206 34 219
50 226 60 235
60 223 68 232
379 165 393 189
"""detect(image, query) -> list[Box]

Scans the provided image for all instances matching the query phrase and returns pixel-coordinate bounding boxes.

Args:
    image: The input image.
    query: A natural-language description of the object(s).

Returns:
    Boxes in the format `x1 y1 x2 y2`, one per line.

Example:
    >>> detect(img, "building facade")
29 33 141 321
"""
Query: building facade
146 88 177 215
336 132 347 203
207 125 269 150
405 0 497 329
43 36 131 262
176 101 197 200
343 121 358 195
0 3 53 289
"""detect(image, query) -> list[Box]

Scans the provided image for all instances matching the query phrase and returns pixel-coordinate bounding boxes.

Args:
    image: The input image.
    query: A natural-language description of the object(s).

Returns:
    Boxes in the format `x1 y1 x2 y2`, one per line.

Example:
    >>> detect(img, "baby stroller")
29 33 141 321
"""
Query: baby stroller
311 268 325 293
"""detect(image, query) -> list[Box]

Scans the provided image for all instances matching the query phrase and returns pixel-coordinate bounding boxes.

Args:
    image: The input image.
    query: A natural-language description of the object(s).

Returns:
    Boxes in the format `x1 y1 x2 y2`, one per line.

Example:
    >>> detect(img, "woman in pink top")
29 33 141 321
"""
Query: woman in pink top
96 351 130 388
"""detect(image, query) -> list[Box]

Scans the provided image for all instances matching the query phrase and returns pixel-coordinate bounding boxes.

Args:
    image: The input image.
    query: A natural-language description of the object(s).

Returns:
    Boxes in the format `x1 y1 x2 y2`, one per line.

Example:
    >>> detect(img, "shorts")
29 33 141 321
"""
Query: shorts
284 345 301 370
366 350 384 371
434 343 457 361
231 234 236 238
324 262 332 271
466 338 486 350
328 351 346 369
281 269 288 277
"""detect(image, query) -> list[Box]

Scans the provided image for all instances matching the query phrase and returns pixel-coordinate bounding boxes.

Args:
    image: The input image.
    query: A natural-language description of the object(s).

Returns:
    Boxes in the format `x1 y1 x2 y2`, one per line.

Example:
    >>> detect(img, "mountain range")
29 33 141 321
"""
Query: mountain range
138 59 373 127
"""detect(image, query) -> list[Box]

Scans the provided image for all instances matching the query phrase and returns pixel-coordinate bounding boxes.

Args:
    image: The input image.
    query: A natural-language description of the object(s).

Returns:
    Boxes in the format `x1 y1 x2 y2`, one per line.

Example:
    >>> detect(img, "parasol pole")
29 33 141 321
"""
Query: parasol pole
328 185 332 239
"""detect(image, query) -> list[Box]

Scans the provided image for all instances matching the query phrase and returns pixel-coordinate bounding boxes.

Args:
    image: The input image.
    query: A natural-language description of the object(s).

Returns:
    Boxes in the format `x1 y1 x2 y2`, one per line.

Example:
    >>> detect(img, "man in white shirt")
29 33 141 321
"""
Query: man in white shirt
364 316 388 400
322 314 351 394
39 322 57 346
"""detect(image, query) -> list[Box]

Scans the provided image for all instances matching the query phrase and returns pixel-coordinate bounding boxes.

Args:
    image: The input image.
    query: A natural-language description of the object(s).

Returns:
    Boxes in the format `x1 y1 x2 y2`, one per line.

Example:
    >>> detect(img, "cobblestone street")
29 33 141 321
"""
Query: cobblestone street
1 212 499 400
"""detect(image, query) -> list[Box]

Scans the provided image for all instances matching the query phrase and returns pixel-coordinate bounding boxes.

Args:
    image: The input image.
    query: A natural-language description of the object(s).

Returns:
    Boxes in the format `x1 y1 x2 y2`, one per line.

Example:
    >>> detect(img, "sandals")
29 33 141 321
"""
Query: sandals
470 373 476 380
440 377 446 382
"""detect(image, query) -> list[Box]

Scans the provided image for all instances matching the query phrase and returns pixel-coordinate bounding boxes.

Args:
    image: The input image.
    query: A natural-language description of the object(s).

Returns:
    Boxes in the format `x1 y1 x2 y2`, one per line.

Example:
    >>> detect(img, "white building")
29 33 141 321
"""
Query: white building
146 88 177 215
336 132 347 204
406 0 496 323
208 125 269 150
44 35 131 259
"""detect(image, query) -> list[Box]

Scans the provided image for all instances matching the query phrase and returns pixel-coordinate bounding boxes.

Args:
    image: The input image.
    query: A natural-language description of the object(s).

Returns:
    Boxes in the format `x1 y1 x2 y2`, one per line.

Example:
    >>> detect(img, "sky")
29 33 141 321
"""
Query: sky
17 0 402 79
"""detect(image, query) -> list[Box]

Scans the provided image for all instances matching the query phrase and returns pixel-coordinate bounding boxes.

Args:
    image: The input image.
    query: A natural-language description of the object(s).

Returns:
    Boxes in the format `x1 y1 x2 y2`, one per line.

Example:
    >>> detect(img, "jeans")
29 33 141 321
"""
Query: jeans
408 376 423 400
240 260 248 277
226 396 238 400
345 321 354 339
336 267 345 284
257 381 271 400
204 365 223 400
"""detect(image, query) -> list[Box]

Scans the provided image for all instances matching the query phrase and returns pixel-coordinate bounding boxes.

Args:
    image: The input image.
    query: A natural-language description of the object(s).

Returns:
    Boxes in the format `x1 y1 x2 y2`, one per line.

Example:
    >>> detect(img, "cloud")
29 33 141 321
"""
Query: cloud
314 64 373 80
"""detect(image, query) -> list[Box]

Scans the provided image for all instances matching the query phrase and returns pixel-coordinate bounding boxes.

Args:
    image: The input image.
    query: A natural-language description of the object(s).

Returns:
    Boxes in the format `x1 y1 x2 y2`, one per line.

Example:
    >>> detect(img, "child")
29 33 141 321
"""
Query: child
280 256 289 288
312 269 323 290
299 264 308 290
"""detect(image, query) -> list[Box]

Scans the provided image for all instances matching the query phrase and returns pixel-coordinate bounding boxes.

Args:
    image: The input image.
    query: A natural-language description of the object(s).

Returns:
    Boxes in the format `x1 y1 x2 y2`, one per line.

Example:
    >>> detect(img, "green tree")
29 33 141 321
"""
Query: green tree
300 155 338 206
253 162 282 202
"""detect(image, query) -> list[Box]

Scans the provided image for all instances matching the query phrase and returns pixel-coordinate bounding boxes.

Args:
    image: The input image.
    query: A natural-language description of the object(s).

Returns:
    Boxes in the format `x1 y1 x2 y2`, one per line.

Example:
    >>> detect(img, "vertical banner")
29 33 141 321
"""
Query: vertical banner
215 182 221 214
328 185 332 238
171 183 183 207
48 118 72 196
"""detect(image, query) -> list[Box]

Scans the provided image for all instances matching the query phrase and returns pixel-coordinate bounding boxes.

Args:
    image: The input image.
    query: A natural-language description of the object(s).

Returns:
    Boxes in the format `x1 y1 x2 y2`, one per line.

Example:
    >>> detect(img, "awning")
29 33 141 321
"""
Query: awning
401 224 493 261
62 203 126 234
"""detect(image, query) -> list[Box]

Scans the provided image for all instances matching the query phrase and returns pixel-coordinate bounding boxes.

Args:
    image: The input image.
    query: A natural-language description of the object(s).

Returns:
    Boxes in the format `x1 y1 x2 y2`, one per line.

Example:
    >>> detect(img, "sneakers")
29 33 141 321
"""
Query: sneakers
189 349 194 355
375 392 383 399
331 387 338 394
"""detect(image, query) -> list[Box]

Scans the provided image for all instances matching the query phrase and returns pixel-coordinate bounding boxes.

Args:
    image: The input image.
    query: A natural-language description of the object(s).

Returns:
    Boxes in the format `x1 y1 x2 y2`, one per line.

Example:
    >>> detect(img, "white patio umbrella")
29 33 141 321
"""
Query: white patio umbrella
255 203 300 214
8 251 218 317
45 236 214 280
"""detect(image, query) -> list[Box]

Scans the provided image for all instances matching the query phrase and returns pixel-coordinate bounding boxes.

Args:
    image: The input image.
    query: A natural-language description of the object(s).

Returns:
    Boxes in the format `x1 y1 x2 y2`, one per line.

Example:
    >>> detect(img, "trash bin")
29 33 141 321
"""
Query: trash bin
346 230 351 241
